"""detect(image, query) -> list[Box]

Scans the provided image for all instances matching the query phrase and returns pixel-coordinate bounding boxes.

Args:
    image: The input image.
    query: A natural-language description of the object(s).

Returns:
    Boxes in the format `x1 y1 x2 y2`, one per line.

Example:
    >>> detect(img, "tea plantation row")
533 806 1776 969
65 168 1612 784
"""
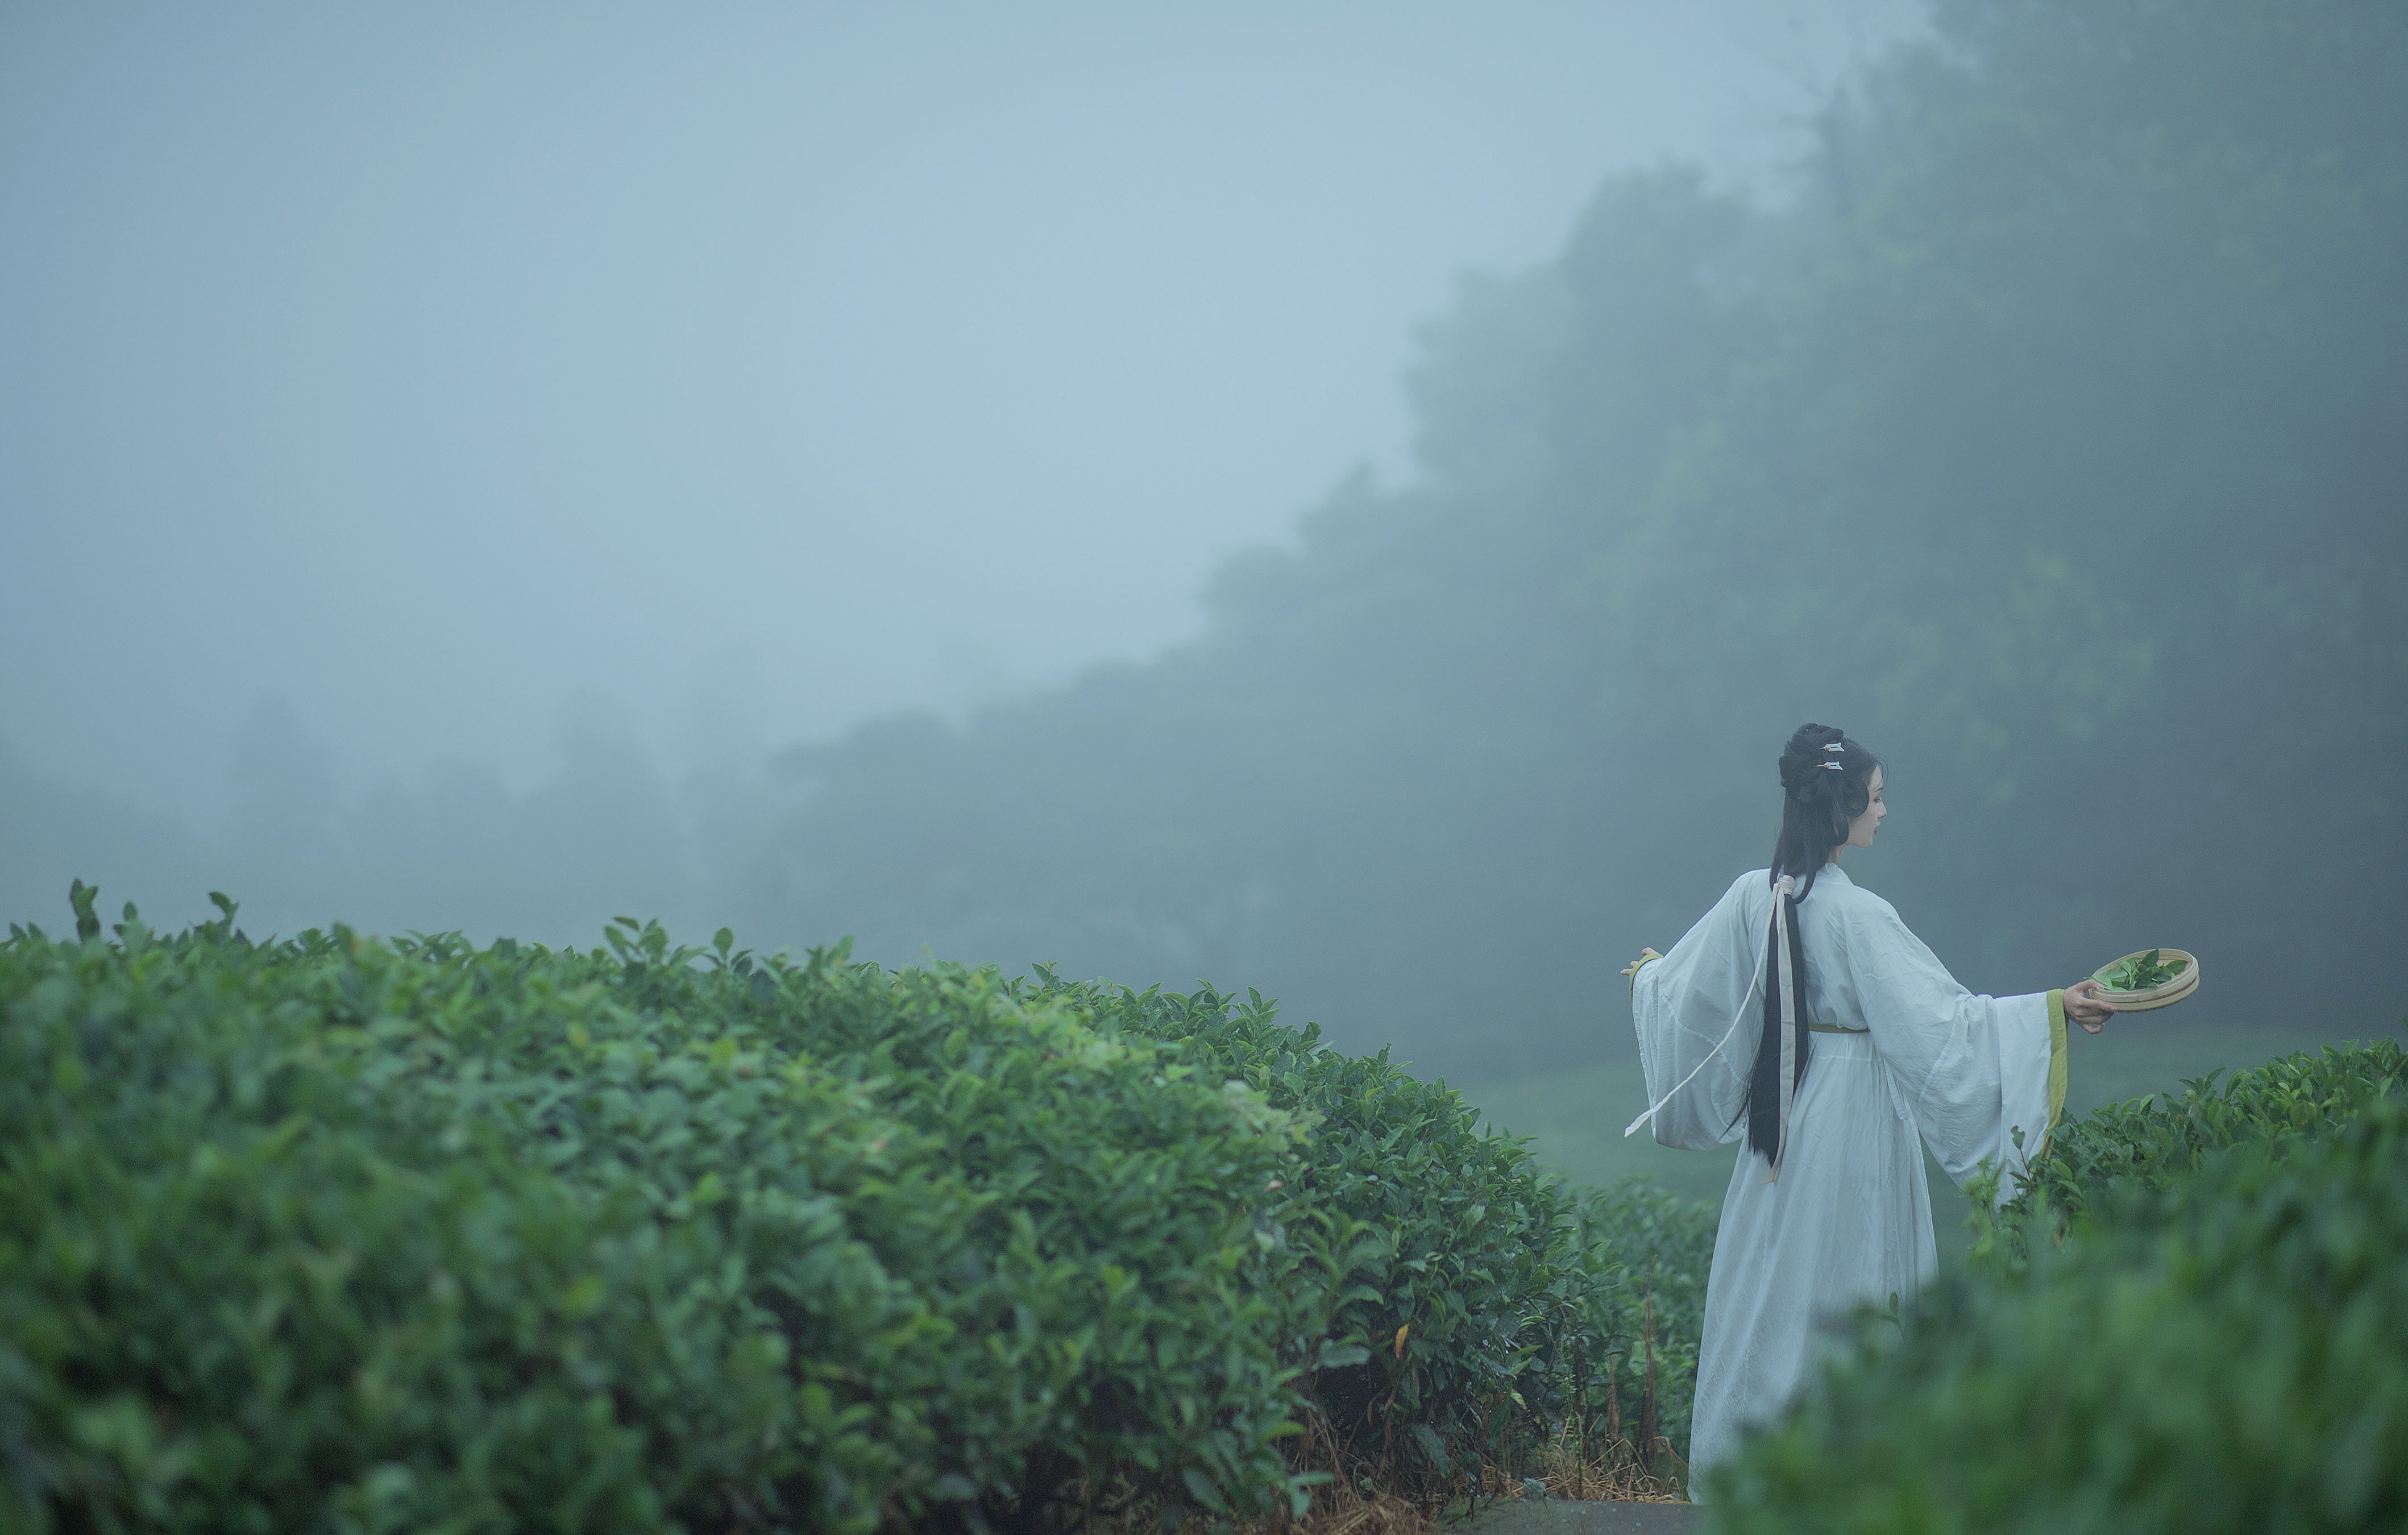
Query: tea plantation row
1708 1035 2408 1533
0 893 1710 1534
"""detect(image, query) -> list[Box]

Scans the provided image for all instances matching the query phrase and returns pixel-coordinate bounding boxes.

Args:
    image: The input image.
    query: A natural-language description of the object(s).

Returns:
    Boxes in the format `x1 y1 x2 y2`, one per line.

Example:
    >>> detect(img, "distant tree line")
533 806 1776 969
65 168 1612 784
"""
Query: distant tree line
8 0 2403 1084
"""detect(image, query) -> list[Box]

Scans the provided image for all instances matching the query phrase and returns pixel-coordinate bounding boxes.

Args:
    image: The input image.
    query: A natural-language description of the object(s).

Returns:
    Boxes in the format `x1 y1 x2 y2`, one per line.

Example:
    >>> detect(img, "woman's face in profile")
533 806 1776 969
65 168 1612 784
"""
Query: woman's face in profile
1844 767 1886 850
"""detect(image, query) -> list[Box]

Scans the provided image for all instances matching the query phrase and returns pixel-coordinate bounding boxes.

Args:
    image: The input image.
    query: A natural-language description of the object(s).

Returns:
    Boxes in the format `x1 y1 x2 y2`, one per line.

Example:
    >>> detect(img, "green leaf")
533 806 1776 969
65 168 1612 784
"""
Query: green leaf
560 1275 605 1318
1180 1467 1228 1512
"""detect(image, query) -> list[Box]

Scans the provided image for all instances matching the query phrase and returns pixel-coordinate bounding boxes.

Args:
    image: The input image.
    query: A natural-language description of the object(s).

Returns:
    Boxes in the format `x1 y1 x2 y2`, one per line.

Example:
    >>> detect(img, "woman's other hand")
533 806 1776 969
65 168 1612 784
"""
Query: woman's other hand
1621 948 1663 980
2063 978 2114 1033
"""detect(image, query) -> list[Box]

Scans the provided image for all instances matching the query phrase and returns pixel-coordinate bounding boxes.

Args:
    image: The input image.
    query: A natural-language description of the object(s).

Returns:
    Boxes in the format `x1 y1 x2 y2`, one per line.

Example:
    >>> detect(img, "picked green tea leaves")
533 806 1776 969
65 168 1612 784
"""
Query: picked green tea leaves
2099 949 2189 992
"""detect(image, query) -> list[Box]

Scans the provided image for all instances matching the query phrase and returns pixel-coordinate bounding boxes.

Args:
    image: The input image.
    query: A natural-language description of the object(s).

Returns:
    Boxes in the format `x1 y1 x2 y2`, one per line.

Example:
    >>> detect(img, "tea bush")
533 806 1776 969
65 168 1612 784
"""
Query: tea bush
1568 1179 1712 1465
571 922 1310 1526
1703 1098 2408 1533
1991 1038 2408 1261
0 897 1711 1532
1039 975 1718 1484
1 906 818 1533
0 900 1306 1534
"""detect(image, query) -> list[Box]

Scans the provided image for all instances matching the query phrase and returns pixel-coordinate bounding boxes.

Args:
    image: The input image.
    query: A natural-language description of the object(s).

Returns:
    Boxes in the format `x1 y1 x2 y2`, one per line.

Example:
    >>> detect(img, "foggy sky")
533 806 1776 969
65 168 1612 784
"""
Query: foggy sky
1 1 1921 823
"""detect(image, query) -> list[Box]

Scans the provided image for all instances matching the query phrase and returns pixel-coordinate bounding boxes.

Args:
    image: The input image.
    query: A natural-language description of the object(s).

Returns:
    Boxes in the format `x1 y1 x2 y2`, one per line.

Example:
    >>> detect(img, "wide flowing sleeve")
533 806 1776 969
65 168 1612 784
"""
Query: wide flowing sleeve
1630 873 1765 1151
1833 895 2068 1201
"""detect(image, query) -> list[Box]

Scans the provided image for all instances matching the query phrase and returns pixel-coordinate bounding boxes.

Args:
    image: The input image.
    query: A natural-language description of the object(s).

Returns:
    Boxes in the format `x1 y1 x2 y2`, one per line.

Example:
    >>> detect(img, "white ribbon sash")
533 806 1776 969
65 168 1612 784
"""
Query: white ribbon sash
1625 874 1797 1154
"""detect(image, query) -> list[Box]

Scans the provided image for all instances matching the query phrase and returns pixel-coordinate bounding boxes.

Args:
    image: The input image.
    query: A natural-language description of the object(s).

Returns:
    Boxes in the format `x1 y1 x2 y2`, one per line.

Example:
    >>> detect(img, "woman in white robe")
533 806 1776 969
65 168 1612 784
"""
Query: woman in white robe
1624 724 2114 1491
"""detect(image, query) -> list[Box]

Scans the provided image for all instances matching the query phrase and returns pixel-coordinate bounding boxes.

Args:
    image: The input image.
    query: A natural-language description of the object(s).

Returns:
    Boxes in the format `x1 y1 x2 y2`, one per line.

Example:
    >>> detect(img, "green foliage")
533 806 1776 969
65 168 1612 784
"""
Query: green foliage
0 898 1714 1531
1984 1036 2408 1263
1037 973 1717 1484
0 902 1315 1533
1 907 740 1533
1702 1098 2408 1533
571 919 1312 1526
1568 1180 1713 1465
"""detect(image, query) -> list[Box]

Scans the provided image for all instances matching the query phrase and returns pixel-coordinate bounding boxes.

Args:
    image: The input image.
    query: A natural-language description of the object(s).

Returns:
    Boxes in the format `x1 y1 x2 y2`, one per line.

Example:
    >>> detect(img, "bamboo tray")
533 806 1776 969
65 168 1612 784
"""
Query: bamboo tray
2092 948 2199 1011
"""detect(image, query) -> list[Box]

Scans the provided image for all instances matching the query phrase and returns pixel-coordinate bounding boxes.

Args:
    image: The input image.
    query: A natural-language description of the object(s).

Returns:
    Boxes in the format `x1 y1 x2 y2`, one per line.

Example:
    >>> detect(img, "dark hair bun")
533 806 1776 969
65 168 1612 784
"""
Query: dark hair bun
1778 723 1851 796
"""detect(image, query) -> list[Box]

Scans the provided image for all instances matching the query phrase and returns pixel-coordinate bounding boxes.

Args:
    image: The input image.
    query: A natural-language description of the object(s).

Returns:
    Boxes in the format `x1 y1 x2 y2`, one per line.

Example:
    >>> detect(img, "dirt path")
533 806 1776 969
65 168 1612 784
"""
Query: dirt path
1461 1497 1701 1535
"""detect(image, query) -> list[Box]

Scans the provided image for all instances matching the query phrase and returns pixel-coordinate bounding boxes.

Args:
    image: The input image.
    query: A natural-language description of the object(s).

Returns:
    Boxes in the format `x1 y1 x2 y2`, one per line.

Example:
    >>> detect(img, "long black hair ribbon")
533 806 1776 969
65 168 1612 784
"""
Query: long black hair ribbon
1623 874 1806 1148
1747 873 1812 1179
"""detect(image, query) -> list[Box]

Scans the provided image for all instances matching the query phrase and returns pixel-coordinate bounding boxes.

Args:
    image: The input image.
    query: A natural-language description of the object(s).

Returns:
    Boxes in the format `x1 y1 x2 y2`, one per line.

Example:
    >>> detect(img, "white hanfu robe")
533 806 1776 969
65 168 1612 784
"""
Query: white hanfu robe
1630 865 2066 1487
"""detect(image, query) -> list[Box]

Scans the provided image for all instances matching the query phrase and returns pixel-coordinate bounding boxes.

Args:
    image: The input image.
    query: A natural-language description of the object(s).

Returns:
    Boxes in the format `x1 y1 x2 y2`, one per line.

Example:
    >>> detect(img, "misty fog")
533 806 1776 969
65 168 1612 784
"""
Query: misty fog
6 0 2402 1096
3 1 1913 817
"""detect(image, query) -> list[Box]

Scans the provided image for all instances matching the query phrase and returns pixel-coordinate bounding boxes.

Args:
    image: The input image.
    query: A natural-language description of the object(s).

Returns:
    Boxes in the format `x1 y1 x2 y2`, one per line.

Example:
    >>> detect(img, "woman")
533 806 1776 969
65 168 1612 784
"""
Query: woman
1622 723 2114 1489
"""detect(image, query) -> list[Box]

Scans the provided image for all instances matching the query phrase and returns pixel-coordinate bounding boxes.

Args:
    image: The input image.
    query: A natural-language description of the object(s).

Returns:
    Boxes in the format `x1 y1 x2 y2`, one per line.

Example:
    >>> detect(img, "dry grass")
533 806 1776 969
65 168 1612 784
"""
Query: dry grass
1280 1483 1437 1535
1075 1427 1684 1535
1072 1478 1435 1535
1473 1421 1687 1505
